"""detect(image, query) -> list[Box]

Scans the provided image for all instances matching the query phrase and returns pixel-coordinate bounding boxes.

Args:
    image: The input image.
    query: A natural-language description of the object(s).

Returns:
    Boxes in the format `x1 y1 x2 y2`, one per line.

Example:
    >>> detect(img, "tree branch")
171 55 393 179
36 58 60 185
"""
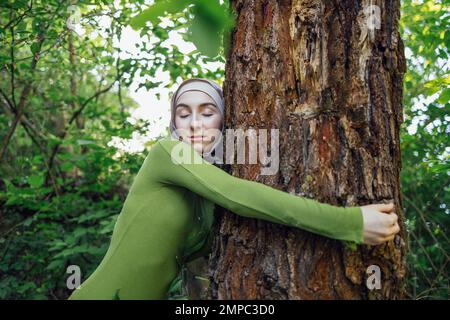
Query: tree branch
45 74 121 184
0 32 45 162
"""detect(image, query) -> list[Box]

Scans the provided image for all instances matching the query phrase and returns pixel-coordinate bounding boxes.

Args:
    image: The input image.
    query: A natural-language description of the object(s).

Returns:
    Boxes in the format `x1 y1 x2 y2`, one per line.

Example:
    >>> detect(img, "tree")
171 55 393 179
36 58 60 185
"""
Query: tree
206 0 407 299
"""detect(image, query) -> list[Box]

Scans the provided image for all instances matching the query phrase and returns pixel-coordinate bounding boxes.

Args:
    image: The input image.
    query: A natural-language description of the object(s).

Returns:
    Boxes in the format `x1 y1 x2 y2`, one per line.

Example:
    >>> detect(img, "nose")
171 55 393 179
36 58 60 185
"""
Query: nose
190 112 203 133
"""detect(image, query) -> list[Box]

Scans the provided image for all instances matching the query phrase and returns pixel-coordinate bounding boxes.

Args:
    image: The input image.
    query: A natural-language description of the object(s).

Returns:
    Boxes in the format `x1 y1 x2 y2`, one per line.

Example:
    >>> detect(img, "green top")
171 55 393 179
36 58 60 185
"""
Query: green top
68 135 363 300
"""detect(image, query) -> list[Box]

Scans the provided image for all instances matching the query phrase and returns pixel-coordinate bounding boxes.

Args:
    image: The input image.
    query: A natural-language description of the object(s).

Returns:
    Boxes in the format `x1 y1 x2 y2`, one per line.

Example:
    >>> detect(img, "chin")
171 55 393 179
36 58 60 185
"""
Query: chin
191 142 204 153
195 143 214 154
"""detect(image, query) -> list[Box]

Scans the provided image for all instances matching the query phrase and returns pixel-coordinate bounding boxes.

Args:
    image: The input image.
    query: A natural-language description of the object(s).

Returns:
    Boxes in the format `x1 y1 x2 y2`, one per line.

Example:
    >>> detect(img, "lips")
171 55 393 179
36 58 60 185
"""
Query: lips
189 136 204 142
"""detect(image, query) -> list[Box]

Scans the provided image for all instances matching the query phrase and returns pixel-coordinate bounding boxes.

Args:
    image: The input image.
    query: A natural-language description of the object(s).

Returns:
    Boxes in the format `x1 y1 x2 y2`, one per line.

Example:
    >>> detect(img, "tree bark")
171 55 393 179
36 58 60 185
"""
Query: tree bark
206 0 407 299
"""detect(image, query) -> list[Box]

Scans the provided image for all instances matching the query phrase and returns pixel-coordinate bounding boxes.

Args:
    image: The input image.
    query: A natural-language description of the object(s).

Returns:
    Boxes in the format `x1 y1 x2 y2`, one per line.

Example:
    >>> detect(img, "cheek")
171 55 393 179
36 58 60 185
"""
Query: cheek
174 116 188 129
203 115 222 130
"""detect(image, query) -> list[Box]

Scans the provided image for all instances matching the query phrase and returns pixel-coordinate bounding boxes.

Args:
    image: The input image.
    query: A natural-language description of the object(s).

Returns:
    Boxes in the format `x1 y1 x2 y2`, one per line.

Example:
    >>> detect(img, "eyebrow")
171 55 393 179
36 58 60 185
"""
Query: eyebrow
175 102 217 109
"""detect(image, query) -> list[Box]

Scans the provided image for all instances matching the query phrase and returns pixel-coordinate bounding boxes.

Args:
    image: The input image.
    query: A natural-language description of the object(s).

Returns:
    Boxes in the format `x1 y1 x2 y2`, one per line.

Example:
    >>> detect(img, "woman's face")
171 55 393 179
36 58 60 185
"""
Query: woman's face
174 90 223 154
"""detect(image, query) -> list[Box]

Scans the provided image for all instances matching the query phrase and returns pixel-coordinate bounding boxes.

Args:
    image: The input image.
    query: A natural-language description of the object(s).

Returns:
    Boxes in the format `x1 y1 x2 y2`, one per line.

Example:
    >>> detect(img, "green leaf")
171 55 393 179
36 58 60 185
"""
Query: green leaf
28 174 44 188
11 0 28 9
30 42 40 55
46 260 62 271
436 88 450 104
138 81 163 90
129 0 191 30
345 241 358 251
61 162 74 172
77 139 96 146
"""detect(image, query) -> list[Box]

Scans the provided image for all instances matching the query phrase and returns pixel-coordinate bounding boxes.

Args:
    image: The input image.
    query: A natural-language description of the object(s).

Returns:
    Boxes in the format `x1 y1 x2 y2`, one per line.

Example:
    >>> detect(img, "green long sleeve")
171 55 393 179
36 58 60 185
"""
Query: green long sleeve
154 137 364 244
68 135 363 300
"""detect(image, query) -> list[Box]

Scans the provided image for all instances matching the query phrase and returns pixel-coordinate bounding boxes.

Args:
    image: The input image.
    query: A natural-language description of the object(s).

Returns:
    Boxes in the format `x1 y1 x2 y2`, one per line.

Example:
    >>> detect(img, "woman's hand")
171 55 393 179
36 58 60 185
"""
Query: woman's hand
360 202 400 245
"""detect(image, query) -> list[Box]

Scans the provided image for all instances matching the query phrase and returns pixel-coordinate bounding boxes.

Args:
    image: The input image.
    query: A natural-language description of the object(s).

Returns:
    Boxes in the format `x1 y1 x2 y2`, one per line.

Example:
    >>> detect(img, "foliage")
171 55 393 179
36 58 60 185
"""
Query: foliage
130 0 235 58
400 0 449 299
0 0 224 299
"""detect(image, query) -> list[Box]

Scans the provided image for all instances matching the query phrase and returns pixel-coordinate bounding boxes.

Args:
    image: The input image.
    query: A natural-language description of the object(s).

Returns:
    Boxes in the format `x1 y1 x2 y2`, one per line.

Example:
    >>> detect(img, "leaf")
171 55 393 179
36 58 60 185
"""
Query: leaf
345 241 358 251
436 88 450 104
77 139 96 146
61 162 75 172
10 0 28 9
423 75 450 97
46 260 62 271
185 17 222 58
72 228 89 238
23 217 34 227
138 81 163 91
30 42 40 55
129 0 191 30
28 174 44 188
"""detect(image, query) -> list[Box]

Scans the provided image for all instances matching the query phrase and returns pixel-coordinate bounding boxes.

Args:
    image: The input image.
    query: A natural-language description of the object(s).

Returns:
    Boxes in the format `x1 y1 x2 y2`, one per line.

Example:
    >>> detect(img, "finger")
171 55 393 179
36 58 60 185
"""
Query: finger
391 222 400 234
382 214 397 228
384 223 400 238
378 225 392 237
378 202 395 213
382 234 396 243
383 227 393 237
389 213 398 225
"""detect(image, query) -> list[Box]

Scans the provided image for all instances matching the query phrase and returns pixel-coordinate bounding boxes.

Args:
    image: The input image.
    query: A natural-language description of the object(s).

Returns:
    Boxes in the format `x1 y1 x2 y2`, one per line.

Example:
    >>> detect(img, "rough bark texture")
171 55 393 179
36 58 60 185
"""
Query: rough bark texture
206 0 407 299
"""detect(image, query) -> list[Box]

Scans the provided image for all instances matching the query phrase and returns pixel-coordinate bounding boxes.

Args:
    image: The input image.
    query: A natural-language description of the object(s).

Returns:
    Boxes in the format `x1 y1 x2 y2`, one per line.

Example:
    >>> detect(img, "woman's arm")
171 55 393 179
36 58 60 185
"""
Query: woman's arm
149 137 364 244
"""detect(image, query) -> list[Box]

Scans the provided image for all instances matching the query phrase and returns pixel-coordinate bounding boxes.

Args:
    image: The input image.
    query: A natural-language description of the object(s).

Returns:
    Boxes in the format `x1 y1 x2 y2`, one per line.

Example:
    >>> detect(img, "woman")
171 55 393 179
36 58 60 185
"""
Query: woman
68 78 400 300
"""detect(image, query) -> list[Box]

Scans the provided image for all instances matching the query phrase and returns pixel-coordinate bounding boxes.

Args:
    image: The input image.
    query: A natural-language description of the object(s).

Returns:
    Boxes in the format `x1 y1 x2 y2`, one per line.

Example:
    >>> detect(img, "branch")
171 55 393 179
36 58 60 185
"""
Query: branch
0 87 14 111
1 0 33 30
10 9 16 108
0 0 65 162
45 74 121 184
0 32 45 162
0 89 61 197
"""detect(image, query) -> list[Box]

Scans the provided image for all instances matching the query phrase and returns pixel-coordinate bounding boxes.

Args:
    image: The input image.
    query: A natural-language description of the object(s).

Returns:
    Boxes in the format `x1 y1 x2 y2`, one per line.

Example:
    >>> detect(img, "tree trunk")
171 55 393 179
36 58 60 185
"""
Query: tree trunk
206 0 407 299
